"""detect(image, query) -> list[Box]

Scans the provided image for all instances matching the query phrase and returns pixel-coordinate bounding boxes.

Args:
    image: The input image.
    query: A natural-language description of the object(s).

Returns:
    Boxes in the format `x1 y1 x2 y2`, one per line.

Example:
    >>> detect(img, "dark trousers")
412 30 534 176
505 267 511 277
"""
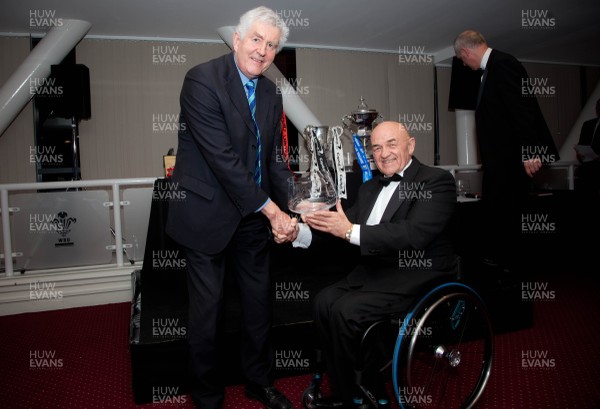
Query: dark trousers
481 200 518 260
313 279 416 407
480 174 529 272
184 215 273 409
575 161 600 196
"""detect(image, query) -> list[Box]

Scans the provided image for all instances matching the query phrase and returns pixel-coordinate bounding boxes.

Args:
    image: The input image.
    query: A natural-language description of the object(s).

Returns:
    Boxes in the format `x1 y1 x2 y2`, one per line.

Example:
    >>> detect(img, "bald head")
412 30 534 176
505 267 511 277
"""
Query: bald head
372 121 410 138
371 121 415 177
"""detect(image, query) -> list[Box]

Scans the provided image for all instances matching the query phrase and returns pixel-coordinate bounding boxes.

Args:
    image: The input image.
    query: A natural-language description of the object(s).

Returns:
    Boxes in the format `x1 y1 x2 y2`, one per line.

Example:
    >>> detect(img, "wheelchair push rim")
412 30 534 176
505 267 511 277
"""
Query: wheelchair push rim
392 282 494 409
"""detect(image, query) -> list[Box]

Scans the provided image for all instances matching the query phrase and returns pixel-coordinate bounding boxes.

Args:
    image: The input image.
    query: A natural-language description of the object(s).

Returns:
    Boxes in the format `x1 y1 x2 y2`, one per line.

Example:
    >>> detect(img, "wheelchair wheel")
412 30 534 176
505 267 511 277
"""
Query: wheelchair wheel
392 282 494 409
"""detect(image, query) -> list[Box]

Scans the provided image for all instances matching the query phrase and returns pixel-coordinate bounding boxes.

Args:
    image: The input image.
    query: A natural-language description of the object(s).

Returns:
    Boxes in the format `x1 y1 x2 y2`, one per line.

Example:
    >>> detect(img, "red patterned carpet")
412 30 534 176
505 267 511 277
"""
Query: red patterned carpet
1 272 599 409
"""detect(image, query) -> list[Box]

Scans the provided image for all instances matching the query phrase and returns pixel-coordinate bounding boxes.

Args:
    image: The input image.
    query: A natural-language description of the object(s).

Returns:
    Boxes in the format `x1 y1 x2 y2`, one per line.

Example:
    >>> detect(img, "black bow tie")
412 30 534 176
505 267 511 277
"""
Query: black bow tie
379 174 403 186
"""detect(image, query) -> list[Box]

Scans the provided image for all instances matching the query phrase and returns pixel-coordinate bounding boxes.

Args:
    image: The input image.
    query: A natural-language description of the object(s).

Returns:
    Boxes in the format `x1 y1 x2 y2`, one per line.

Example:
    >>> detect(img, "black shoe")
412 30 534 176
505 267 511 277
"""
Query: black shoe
482 257 499 267
245 384 293 409
482 257 513 273
313 396 344 408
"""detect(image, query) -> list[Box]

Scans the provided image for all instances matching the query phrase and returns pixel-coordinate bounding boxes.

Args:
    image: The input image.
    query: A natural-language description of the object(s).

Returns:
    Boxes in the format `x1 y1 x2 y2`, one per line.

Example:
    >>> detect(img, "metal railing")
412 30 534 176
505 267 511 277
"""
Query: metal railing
0 161 578 277
0 177 156 276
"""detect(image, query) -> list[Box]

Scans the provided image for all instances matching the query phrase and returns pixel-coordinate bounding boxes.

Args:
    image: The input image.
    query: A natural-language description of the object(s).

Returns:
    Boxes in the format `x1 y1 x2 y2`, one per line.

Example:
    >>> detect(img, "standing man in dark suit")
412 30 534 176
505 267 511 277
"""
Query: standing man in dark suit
294 121 458 407
165 6 297 409
453 30 559 270
574 98 600 195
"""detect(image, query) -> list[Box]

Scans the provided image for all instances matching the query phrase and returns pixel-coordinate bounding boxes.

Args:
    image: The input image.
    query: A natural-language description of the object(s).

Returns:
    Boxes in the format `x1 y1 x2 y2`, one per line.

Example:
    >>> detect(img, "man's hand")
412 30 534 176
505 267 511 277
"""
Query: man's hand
523 157 543 177
273 213 299 243
261 201 298 244
303 201 352 240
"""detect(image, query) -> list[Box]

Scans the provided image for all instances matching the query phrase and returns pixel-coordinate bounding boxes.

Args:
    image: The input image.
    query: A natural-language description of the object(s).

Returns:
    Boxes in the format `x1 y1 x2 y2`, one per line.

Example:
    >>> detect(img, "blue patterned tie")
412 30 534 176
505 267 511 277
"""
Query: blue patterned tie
245 80 261 186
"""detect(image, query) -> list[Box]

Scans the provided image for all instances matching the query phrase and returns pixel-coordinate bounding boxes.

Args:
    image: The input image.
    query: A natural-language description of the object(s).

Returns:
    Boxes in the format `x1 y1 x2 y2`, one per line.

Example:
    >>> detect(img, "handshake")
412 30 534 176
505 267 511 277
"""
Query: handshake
272 212 300 244
268 201 352 245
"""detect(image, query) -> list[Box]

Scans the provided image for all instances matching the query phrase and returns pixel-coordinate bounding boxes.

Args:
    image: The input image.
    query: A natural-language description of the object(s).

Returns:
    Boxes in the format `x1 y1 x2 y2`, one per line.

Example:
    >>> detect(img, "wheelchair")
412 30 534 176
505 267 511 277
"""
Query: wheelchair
302 281 494 409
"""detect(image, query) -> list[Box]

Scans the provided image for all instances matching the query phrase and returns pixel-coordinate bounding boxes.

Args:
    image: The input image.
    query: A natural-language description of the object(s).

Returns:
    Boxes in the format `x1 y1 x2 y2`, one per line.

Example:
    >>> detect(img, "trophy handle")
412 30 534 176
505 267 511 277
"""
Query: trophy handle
372 114 384 129
341 115 353 129
303 125 315 143
329 125 343 141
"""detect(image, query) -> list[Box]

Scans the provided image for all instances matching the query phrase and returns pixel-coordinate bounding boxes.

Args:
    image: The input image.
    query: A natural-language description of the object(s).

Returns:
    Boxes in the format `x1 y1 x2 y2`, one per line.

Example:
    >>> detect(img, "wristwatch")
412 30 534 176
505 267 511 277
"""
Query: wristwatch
344 225 353 241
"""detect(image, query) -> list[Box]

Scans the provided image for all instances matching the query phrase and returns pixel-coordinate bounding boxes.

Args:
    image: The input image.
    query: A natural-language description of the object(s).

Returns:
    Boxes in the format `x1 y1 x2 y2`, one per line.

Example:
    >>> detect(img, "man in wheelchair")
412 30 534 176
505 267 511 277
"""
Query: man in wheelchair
293 121 460 408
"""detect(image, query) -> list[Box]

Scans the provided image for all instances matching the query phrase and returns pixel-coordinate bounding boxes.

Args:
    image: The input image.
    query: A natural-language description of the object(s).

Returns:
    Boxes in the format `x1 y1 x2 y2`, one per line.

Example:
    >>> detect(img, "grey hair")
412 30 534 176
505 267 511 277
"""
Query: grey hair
235 6 289 52
453 30 487 54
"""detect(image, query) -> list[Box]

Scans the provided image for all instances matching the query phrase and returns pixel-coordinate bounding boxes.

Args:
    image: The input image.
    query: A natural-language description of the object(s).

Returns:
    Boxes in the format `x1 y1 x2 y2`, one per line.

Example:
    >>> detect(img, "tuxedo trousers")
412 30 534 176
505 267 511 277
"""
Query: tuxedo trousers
313 270 453 407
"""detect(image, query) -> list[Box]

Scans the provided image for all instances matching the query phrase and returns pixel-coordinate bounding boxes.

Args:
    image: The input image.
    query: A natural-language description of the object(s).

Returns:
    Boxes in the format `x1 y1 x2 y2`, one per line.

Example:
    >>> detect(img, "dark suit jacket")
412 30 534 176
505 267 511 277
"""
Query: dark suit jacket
165 52 292 253
578 118 600 154
575 117 600 191
476 49 559 200
341 157 458 293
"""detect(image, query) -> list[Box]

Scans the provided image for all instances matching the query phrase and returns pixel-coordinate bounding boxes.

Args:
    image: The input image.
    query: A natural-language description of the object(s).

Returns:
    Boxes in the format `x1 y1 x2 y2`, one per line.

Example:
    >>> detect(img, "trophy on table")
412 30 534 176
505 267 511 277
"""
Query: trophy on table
342 97 383 181
288 125 344 214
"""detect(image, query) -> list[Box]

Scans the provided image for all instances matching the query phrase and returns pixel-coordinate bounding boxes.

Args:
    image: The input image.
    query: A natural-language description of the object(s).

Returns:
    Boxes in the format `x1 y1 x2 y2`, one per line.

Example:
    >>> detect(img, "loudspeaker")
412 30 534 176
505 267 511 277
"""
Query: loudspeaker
448 57 480 110
49 64 91 119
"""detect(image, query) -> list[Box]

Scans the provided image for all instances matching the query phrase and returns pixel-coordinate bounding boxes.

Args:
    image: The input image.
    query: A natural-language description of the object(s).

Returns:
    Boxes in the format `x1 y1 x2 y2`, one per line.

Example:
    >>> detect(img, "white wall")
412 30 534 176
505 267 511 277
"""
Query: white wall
1 36 596 183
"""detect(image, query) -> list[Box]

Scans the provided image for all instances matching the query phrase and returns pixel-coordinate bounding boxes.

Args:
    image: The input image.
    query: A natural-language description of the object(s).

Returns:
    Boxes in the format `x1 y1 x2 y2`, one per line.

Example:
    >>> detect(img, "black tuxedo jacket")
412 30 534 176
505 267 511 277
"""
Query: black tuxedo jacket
341 157 458 293
166 52 292 253
476 49 559 198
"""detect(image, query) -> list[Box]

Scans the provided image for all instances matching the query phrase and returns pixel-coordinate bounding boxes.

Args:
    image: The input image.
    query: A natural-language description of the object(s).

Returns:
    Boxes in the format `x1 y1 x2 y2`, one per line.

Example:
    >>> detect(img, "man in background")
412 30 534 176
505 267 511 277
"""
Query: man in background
454 30 559 271
574 98 600 195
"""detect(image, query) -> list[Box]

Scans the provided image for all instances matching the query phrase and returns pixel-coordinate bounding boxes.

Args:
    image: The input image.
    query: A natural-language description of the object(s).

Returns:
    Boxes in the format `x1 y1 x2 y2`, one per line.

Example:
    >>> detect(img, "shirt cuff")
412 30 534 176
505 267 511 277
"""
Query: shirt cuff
349 224 360 245
292 223 312 248
256 198 270 213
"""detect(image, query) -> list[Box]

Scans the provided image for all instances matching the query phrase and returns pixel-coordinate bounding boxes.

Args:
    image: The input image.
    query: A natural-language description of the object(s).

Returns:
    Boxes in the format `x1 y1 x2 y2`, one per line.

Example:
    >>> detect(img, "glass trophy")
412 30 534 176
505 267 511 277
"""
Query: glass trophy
288 126 338 214
288 173 337 214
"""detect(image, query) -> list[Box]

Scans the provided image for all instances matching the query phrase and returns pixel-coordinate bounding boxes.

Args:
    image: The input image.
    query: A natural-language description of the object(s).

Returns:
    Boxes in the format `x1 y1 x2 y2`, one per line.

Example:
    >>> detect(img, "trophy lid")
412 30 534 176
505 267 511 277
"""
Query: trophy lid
351 97 378 114
345 97 379 127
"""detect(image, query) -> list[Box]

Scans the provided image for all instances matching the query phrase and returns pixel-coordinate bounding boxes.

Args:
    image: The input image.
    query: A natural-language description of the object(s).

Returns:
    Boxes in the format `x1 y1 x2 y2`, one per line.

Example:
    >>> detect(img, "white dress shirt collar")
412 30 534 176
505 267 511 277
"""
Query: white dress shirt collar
480 47 492 70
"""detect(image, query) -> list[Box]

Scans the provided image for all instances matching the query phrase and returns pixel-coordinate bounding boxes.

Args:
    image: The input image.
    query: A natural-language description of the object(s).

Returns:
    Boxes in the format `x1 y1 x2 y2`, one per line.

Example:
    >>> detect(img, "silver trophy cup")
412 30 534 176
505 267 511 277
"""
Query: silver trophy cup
342 97 383 170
